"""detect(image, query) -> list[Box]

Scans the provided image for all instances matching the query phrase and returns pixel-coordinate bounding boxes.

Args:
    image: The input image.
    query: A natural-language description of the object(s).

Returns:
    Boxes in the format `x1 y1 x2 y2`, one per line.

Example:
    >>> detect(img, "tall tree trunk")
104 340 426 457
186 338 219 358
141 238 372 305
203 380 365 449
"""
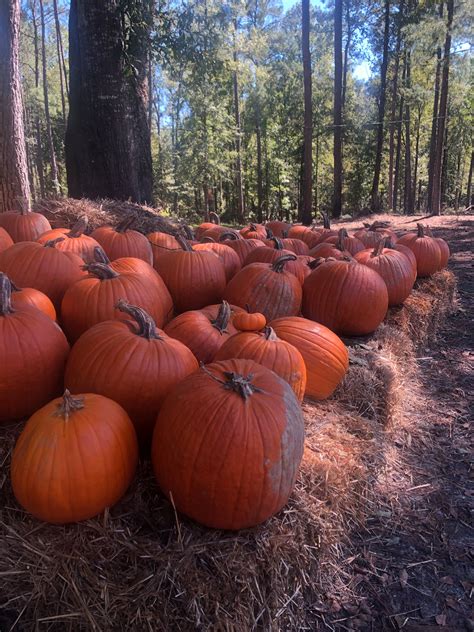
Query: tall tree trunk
430 0 453 215
39 0 60 194
387 0 404 210
370 0 390 212
148 57 153 138
465 150 473 209
233 19 245 224
427 2 443 210
403 50 413 214
24 103 36 199
341 0 351 113
454 150 462 210
333 0 343 218
255 99 263 223
66 0 153 203
301 0 313 225
52 0 67 127
412 104 421 208
52 0 68 94
314 133 319 214
31 0 45 198
441 122 449 206
0 0 31 211
393 54 406 213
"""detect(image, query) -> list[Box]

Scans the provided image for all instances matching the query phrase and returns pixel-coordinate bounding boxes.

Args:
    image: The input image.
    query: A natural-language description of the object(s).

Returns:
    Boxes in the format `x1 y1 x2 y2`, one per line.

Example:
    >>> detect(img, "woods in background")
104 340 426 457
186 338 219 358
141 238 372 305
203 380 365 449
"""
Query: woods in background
1 0 472 220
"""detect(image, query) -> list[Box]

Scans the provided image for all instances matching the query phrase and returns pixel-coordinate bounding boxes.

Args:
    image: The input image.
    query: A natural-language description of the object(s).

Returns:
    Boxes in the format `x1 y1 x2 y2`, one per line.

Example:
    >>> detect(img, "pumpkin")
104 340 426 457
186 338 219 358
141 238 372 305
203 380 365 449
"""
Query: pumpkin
0 240 86 309
0 207 51 242
219 232 265 264
271 316 349 400
65 301 198 443
280 238 310 255
324 228 365 256
302 257 388 336
308 237 351 259
233 311 267 332
201 225 235 242
36 216 100 263
355 241 415 306
240 222 267 240
215 327 306 401
397 224 441 277
224 254 302 322
383 237 417 276
287 225 321 249
425 226 450 269
11 281 56 320
193 241 241 281
353 222 398 248
195 212 221 240
154 235 226 313
0 274 69 422
11 391 138 523
311 211 339 242
91 216 153 264
264 220 292 238
61 261 173 342
93 245 160 283
298 255 316 279
243 240 306 283
151 358 304 530
147 231 180 267
0 226 14 252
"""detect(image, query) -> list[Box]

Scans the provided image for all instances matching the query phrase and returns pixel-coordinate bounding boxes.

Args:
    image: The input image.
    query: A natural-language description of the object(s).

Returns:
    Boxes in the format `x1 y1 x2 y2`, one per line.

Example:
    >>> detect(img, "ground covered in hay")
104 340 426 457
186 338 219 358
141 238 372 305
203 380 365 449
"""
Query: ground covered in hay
0 214 472 631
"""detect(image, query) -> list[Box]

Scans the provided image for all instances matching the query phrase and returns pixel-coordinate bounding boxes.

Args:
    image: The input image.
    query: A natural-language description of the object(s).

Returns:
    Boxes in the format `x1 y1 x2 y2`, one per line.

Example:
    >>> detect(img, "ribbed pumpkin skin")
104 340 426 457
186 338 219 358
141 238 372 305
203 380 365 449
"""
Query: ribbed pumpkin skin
324 232 365 255
91 225 153 264
233 311 266 331
355 247 415 305
164 303 243 363
308 242 350 259
280 238 309 255
154 249 226 313
61 264 173 342
37 228 100 263
240 223 267 240
147 232 180 266
11 393 138 523
0 242 85 309
0 295 69 422
388 242 417 275
265 220 292 238
353 227 398 248
270 316 349 400
193 242 241 281
201 225 234 241
0 227 14 252
221 237 265 264
302 259 389 336
287 226 321 249
11 286 56 320
65 320 198 442
152 359 305 530
398 230 441 277
0 211 51 242
215 329 307 402
224 260 302 322
434 237 450 269
243 247 306 283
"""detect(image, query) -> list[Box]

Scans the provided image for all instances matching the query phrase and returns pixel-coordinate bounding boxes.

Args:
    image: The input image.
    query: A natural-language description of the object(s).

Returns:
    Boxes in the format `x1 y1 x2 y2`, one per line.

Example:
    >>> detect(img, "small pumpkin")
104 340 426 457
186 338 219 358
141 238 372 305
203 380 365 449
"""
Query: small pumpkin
0 206 51 242
195 212 221 240
10 281 56 320
152 358 304 530
397 224 441 277
233 311 267 332
11 391 138 523
0 274 69 422
91 216 153 264
36 216 101 262
0 226 14 252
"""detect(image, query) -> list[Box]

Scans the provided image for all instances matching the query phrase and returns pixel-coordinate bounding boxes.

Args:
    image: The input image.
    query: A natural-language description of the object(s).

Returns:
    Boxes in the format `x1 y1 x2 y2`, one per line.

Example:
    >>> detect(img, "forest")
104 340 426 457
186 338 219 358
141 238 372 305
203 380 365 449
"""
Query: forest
1 0 472 223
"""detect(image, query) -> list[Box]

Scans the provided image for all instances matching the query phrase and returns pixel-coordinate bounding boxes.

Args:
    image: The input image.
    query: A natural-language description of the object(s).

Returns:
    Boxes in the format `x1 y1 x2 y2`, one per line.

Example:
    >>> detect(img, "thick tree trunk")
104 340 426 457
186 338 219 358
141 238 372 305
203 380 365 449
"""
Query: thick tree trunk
370 0 390 212
430 0 453 215
301 0 313 225
387 0 404 210
333 0 343 218
403 51 413 214
0 0 31 211
427 2 443 210
66 0 153 203
52 0 67 127
233 19 245 224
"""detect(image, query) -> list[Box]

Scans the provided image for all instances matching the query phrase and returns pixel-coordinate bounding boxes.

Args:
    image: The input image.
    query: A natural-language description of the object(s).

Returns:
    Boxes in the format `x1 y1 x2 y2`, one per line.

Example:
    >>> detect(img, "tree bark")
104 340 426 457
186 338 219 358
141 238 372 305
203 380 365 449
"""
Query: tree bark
341 0 351 113
31 0 45 199
301 0 313 225
255 99 263 223
430 0 453 215
412 104 421 209
52 0 67 127
393 54 406 213
0 0 31 211
66 0 153 203
333 0 343 218
465 150 473 209
403 50 413 214
427 2 443 210
233 19 245 224
370 0 390 212
387 0 404 210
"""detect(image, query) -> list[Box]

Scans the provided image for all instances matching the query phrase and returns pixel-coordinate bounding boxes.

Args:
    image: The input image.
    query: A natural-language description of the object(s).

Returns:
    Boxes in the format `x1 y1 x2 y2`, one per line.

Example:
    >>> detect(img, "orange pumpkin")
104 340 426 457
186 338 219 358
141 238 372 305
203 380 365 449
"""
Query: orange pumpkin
195 212 222 240
0 226 14 252
425 226 450 269
10 281 56 320
240 222 267 240
11 391 138 523
0 274 69 422
264 220 292 238
36 216 100 263
353 222 398 248
287 225 321 249
383 237 417 276
193 241 241 281
219 232 265 264
397 224 441 277
147 231 180 267
324 228 365 256
233 311 267 331
91 216 153 264
0 208 51 242
243 241 306 283
65 301 198 443
152 359 304 529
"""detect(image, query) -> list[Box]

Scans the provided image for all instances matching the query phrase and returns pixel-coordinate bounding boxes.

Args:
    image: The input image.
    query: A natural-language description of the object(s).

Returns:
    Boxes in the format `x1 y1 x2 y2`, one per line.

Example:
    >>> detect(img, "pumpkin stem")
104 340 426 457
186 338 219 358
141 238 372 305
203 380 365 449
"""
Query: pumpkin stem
0 273 14 315
371 239 385 257
180 223 195 240
176 234 193 252
44 237 65 248
282 229 289 238
116 299 161 339
93 245 111 264
264 326 278 341
201 365 263 400
68 216 89 238
308 257 326 270
219 231 238 241
200 236 215 243
271 254 296 273
424 225 434 237
209 211 220 225
249 223 258 231
83 262 119 279
321 211 331 229
55 390 85 421
115 216 135 233
270 236 284 250
336 228 348 251
211 300 231 333
417 223 425 238
266 227 274 238
384 236 395 249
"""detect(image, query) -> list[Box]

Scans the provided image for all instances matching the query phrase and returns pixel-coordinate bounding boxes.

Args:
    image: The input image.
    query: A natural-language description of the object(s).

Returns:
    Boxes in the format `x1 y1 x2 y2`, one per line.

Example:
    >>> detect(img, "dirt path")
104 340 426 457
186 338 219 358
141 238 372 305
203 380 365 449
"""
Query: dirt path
329 218 473 631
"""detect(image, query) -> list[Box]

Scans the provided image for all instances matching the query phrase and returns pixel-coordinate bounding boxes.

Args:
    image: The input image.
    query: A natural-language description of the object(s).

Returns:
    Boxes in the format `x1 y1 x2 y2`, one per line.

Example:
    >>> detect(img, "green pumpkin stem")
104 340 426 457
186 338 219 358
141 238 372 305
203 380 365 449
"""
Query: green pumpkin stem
116 299 161 339
211 301 231 333
68 216 89 238
83 262 119 279
0 273 14 315
55 390 85 421
271 254 296 273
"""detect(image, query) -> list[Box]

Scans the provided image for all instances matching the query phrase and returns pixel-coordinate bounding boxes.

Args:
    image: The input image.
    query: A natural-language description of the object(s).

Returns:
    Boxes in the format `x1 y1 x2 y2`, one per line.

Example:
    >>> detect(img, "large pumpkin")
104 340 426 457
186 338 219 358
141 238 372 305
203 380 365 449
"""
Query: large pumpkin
384 237 417 276
11 281 56 320
164 301 243 363
271 316 349 400
193 241 241 281
264 220 292 238
61 261 173 342
302 257 388 336
243 240 306 283
0 240 85 309
355 241 415 306
0 274 69 422
0 207 51 242
425 226 450 269
154 235 226 313
397 224 441 277
147 231 180 267
195 212 221 241
65 301 198 443
37 216 100 263
152 359 304 530
219 232 265 264
224 254 302 322
324 228 365 256
0 226 14 252
91 216 153 264
240 222 267 240
287 225 321 249
215 327 307 402
11 391 138 524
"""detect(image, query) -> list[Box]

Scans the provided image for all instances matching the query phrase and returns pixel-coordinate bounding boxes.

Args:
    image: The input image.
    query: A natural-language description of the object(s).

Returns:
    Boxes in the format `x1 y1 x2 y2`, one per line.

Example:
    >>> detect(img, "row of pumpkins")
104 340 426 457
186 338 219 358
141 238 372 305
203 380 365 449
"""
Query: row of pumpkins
0 208 449 530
